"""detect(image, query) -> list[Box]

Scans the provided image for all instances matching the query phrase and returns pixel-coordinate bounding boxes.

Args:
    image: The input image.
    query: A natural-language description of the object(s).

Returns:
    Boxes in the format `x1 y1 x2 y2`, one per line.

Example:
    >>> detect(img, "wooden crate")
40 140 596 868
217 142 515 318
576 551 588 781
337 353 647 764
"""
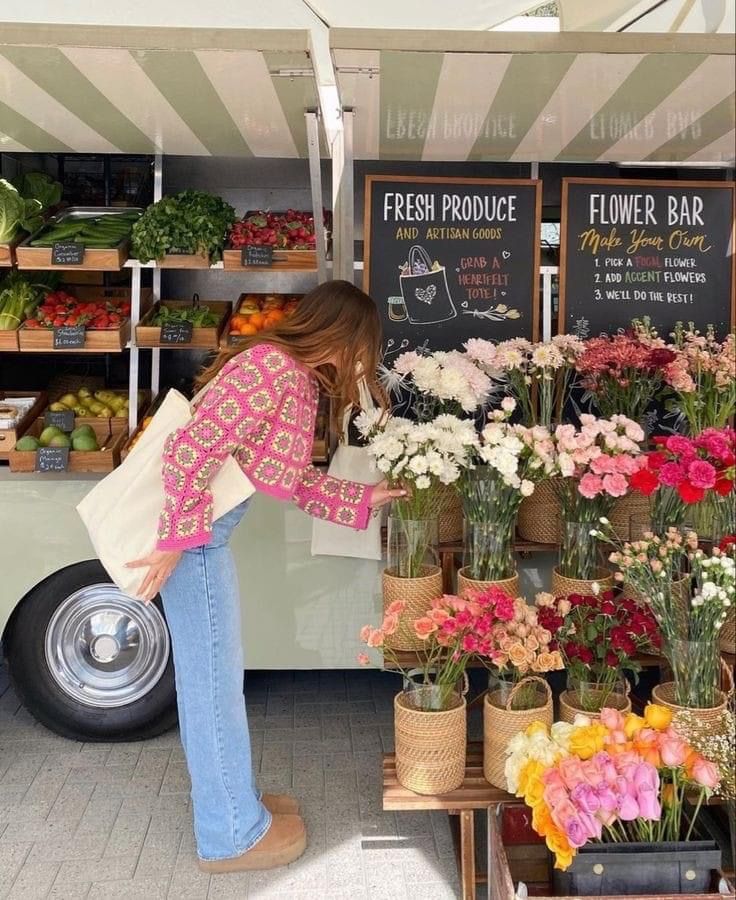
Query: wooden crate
156 250 211 269
8 417 127 473
0 392 46 460
222 247 317 271
0 329 20 351
18 320 131 352
0 237 21 267
45 388 151 429
136 300 231 349
16 240 129 271
487 805 735 900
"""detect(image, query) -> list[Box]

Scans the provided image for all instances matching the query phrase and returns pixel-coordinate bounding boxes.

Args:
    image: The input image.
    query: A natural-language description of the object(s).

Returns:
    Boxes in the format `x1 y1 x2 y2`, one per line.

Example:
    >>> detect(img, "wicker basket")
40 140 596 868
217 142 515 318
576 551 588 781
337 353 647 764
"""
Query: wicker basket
610 492 652 542
457 567 520 599
652 663 734 734
483 677 553 791
720 606 735 655
618 574 690 612
551 567 614 599
559 682 632 724
382 566 443 651
428 483 463 544
394 691 467 795
517 478 563 544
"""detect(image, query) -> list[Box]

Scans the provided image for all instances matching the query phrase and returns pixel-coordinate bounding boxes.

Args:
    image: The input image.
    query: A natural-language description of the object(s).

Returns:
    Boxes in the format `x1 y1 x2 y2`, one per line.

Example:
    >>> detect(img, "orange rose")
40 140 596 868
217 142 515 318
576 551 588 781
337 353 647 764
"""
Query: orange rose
508 643 530 667
532 801 554 837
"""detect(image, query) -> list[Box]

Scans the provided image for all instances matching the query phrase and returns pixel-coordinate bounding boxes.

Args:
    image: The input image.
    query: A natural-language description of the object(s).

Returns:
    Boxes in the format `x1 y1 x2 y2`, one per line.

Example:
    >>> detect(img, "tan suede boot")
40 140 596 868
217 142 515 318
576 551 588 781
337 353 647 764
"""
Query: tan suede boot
198 814 307 873
262 793 299 815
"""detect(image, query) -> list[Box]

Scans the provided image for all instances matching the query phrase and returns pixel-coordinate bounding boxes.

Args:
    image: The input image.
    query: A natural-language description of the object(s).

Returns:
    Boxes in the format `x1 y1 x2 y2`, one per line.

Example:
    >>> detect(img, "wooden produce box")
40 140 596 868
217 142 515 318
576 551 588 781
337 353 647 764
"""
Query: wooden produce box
0 392 46 460
8 417 127 473
222 247 317 271
156 250 211 269
0 236 21 267
45 388 151 430
136 300 231 349
487 805 735 900
0 328 20 351
18 319 131 353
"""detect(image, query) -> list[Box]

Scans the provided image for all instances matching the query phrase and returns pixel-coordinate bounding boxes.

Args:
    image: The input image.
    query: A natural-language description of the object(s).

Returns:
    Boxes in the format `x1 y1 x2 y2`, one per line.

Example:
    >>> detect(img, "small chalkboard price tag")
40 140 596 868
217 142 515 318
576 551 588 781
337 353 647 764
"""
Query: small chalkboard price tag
243 245 273 267
36 446 70 472
53 325 86 350
160 320 194 344
51 241 85 266
44 409 75 432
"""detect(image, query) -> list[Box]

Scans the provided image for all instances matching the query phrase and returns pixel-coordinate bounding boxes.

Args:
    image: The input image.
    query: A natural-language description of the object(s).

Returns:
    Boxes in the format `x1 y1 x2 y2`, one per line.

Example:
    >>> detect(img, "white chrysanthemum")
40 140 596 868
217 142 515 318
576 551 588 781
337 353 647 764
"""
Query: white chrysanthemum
414 475 431 490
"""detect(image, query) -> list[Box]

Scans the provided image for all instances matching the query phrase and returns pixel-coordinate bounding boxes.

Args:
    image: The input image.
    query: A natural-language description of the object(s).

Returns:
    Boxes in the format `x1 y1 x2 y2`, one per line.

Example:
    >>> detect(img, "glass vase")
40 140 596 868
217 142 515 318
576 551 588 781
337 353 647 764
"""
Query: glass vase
460 467 518 582
402 668 462 712
665 638 721 709
559 520 602 581
387 513 439 580
684 495 736 545
566 675 629 714
488 672 548 712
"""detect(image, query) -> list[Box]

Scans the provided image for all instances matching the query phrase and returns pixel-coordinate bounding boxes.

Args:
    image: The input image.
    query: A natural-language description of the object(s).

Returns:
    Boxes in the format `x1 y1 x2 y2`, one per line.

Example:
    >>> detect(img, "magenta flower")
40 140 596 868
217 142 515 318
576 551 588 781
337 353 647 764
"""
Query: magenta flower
666 435 696 457
687 459 717 490
659 461 686 487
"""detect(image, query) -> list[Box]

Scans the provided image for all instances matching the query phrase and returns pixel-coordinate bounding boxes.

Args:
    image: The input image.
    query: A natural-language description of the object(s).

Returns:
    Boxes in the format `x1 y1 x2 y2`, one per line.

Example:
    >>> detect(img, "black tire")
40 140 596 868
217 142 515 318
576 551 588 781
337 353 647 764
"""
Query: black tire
4 560 178 742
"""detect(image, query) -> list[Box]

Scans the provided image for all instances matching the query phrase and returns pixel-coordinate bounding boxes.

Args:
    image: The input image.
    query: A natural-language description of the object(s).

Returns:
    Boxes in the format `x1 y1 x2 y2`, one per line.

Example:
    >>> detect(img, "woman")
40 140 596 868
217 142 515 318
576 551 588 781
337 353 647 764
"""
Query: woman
127 281 402 874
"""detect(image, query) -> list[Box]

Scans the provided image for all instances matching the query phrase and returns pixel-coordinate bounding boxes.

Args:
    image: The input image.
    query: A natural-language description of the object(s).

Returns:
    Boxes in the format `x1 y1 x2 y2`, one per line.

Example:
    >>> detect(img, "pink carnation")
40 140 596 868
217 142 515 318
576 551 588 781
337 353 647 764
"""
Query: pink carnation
602 473 629 497
687 459 717 490
614 455 640 476
666 435 696 458
590 455 616 475
579 473 604 499
659 461 686 487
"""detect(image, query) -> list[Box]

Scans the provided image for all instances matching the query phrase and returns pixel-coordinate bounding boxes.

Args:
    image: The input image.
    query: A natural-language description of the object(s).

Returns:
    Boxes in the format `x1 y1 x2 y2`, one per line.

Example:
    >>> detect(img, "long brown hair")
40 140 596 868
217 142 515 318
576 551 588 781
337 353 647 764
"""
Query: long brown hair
198 280 386 412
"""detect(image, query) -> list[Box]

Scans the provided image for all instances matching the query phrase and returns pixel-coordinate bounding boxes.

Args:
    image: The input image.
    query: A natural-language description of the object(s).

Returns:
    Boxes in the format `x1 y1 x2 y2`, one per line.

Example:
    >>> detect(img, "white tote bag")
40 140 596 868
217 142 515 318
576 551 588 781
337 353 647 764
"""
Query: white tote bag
310 379 383 560
77 387 254 596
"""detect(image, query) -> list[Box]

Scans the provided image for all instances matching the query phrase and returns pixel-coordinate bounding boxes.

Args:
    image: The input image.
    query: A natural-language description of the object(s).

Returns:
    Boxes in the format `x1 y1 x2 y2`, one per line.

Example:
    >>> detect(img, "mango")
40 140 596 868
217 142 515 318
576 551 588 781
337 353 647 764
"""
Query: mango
39 425 62 446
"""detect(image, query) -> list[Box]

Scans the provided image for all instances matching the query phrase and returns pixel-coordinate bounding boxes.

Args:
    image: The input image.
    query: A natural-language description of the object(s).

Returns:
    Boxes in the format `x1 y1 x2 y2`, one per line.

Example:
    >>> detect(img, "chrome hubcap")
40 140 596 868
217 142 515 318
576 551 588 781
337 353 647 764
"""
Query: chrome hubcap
44 584 170 708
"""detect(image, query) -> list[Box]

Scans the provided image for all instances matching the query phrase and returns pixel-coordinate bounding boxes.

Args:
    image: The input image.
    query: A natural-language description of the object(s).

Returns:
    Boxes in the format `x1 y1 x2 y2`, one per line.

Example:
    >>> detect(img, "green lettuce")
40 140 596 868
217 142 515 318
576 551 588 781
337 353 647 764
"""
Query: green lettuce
0 179 44 242
12 172 62 214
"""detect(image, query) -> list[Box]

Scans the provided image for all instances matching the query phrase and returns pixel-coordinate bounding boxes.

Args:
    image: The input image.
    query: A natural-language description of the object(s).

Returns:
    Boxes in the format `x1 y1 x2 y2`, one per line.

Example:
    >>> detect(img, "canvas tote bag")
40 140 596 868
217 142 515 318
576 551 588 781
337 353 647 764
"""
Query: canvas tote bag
77 386 254 596
400 245 457 325
310 378 383 560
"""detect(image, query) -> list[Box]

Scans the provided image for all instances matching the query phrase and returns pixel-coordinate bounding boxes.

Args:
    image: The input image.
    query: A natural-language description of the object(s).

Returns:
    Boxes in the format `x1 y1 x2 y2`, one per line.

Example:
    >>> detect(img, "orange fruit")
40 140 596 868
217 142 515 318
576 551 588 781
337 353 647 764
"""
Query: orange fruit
230 314 247 329
266 309 285 323
238 323 258 336
248 312 266 329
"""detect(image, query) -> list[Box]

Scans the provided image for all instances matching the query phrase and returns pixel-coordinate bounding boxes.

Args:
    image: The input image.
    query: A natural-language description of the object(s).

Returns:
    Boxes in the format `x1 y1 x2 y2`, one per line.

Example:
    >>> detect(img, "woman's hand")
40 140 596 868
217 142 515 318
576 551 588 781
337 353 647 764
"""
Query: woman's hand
369 480 407 511
126 549 183 603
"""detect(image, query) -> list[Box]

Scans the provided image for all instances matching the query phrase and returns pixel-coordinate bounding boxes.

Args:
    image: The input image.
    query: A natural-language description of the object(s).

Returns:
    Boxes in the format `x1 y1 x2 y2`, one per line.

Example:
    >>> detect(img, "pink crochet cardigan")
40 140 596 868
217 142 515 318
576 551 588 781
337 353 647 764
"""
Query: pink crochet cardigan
157 343 373 550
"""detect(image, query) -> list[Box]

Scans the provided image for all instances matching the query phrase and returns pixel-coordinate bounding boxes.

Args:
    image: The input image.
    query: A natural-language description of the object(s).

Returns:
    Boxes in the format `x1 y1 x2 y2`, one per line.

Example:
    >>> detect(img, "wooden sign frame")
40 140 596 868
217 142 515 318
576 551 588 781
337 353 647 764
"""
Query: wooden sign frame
558 177 736 334
364 174 543 342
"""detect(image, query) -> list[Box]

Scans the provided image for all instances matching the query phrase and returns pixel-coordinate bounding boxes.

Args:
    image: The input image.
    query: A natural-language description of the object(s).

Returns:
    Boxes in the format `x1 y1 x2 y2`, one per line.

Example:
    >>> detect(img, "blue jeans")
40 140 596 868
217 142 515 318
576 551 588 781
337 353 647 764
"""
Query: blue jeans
160 500 271 861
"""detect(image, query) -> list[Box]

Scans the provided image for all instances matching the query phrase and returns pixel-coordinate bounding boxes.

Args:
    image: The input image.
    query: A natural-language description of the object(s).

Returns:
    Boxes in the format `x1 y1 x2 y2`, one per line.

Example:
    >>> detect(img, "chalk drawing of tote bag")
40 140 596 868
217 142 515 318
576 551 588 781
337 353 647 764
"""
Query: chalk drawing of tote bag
399 245 457 326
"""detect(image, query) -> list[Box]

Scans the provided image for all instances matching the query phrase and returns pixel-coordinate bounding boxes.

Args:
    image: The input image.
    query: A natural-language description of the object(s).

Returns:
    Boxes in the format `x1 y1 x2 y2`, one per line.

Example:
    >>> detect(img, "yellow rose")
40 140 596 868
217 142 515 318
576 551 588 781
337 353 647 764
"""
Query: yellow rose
623 713 646 740
525 774 546 809
644 703 673 731
532 801 553 837
517 759 545 798
569 723 607 760
525 721 549 738
546 826 574 871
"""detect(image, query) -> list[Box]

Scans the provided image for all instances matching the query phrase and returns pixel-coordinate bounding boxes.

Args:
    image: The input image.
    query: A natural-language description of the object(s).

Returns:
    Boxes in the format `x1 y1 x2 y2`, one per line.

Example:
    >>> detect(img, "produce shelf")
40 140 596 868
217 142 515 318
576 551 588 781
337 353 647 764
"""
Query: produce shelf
222 248 317 271
0 330 20 351
18 320 131 353
0 238 20 267
16 241 130 272
8 417 127 473
136 300 231 349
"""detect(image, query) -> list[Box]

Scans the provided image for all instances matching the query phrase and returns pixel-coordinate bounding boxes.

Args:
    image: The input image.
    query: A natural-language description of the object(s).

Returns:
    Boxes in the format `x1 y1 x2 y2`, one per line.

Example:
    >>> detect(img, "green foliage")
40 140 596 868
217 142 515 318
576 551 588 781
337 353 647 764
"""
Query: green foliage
131 191 236 263
0 179 43 243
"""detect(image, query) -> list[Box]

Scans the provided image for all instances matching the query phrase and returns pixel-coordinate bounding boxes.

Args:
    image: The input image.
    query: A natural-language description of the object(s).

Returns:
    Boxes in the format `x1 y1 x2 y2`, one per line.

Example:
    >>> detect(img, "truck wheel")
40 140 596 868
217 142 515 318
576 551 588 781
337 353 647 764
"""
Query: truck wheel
5 560 177 742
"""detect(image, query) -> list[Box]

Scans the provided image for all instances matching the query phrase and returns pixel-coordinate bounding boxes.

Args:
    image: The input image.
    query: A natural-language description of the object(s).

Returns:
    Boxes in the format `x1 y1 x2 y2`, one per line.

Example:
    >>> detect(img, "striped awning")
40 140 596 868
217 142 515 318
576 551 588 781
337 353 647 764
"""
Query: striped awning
0 24 321 157
333 31 735 163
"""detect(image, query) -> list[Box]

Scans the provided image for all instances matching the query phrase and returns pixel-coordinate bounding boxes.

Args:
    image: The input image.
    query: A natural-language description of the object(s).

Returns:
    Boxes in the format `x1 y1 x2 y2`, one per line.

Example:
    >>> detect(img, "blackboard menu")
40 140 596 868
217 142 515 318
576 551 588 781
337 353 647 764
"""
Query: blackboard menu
364 176 541 363
560 179 735 338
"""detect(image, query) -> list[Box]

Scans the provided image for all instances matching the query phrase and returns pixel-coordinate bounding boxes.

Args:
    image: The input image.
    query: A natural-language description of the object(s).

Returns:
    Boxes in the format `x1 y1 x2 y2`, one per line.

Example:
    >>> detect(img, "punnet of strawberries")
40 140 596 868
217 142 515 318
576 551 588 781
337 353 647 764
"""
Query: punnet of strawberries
24 290 131 330
228 209 329 250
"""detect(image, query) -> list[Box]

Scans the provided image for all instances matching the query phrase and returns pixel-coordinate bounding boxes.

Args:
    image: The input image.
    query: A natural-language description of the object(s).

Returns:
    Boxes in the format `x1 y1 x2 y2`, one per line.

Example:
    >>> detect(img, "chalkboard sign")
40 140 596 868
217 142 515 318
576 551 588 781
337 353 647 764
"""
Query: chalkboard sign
53 325 86 349
160 320 194 344
364 176 541 363
560 179 735 338
36 446 69 472
51 241 85 266
243 245 274 267
44 409 74 432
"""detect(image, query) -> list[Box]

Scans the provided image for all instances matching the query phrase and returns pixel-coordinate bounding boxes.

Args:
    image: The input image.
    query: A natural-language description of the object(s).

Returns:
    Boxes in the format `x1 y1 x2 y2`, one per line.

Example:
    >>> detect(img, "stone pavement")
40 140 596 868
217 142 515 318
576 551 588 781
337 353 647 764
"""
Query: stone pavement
0 665 461 899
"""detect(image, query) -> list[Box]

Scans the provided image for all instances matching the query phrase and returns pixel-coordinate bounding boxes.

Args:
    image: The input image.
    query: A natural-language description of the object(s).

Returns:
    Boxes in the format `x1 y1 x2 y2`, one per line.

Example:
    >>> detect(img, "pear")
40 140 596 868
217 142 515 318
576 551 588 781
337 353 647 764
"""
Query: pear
77 387 92 399
96 406 113 418
59 393 78 408
73 405 89 417
49 402 69 412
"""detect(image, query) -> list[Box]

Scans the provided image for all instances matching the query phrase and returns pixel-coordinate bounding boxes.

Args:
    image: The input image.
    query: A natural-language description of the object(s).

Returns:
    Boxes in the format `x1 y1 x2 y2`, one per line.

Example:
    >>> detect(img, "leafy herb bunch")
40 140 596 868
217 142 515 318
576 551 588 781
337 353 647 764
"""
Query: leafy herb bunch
132 190 236 263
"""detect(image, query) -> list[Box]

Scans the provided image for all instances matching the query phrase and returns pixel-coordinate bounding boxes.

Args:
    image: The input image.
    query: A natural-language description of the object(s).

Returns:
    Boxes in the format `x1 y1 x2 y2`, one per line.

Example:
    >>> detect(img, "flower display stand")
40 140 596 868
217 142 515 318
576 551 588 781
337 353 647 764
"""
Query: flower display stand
383 743 512 900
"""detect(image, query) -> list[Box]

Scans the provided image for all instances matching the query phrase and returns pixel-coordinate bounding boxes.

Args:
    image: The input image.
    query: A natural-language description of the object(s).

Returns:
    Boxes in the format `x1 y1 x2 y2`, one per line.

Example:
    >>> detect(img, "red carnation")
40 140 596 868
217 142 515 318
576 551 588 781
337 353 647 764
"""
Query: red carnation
647 451 668 471
568 594 585 607
714 478 734 497
578 646 594 665
630 466 659 496
600 599 616 616
605 651 619 667
719 534 736 553
677 480 705 504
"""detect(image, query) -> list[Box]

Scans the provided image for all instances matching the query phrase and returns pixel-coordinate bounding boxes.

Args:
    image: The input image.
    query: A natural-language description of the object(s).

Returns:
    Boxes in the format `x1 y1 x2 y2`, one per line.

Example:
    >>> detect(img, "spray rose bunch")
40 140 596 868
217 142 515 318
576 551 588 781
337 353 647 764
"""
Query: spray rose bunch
665 323 736 431
506 704 721 870
465 335 583 426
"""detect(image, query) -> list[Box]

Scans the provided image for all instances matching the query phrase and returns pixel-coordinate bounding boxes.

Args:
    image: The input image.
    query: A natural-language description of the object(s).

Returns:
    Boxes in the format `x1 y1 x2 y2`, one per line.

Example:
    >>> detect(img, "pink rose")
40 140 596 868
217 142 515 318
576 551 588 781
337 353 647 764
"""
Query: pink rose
660 736 688 767
413 618 438 640
595 784 620 813
357 652 370 666
359 625 372 642
544 783 569 810
564 816 591 849
386 600 407 616
602 473 629 497
631 763 659 793
578 810 603 841
579 473 604 499
592 752 618 784
637 787 662 820
616 787 640 821
559 757 587 790
687 459 717 490
691 757 720 789
382 614 400 635
367 628 384 648
600 708 625 731
570 783 601 815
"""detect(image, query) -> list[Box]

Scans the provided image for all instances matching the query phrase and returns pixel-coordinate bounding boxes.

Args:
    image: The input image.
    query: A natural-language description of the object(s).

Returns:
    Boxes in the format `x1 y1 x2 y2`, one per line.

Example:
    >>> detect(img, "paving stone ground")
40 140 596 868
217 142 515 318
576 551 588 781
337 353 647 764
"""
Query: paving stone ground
0 665 462 899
